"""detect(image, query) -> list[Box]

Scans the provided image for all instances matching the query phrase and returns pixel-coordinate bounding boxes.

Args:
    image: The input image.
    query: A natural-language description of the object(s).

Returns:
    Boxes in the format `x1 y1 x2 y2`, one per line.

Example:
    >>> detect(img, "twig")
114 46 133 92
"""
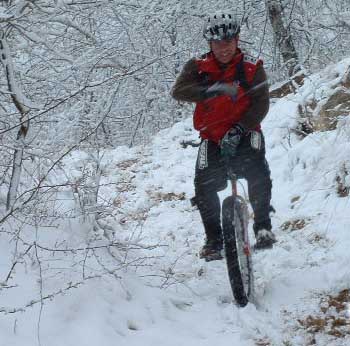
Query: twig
5 244 34 283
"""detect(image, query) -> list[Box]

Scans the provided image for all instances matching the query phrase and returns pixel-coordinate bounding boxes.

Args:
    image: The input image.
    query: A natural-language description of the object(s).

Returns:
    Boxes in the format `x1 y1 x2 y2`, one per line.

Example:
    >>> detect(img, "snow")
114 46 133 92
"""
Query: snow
1 60 350 346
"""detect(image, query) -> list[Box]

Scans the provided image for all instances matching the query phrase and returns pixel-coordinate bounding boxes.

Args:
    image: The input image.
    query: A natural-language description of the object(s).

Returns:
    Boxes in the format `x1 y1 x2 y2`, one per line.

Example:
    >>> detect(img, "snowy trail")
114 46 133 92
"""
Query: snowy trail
87 119 309 346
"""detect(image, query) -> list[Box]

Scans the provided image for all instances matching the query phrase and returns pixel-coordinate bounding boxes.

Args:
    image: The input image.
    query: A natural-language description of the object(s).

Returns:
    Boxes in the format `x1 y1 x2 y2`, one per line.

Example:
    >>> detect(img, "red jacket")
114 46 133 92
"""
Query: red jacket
193 51 262 143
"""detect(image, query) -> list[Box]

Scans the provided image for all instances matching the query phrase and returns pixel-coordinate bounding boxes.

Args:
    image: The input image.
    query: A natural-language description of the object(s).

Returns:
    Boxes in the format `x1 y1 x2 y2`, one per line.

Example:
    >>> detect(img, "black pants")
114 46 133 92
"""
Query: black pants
194 131 272 243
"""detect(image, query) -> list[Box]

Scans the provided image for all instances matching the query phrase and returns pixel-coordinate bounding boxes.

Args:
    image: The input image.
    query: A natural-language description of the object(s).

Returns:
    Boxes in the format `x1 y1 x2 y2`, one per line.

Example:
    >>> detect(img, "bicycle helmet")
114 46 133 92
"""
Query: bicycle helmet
203 12 240 41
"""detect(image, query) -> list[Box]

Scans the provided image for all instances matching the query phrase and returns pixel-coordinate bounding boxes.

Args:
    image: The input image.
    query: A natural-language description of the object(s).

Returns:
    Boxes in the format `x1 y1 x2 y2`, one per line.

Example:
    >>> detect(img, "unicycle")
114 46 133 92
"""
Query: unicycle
222 171 254 307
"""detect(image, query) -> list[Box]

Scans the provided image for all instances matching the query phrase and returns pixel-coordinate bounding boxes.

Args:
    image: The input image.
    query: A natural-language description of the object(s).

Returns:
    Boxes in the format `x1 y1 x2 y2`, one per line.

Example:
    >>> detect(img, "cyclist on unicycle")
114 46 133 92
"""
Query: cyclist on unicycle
171 12 277 261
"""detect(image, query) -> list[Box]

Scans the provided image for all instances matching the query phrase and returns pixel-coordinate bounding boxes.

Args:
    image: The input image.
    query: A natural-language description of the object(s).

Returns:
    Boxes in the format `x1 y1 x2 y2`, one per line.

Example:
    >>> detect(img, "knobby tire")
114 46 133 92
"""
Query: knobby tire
222 195 253 307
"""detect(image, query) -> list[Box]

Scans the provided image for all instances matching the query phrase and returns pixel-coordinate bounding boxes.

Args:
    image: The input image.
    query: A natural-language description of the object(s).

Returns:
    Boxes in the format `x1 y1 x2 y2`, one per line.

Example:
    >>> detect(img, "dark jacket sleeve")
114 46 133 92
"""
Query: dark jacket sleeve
171 59 209 103
239 64 270 130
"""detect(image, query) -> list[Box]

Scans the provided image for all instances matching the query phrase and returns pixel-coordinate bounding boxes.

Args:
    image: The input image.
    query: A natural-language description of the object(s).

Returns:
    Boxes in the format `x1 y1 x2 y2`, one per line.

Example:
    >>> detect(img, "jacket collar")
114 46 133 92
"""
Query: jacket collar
199 49 243 73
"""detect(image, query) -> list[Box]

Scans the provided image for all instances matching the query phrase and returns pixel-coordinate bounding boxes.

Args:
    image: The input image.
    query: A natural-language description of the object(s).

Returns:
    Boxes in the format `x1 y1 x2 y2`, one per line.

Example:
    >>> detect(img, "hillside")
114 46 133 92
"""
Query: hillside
1 59 350 346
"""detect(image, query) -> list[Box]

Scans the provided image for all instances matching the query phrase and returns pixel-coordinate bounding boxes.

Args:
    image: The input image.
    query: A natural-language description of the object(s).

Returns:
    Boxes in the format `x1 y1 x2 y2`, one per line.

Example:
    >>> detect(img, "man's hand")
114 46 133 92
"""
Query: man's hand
205 82 238 99
220 124 245 156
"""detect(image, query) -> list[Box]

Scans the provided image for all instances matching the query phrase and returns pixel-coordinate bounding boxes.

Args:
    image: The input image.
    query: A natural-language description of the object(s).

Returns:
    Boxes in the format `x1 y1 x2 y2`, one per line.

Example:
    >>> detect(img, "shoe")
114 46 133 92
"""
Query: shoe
255 229 277 250
199 240 223 262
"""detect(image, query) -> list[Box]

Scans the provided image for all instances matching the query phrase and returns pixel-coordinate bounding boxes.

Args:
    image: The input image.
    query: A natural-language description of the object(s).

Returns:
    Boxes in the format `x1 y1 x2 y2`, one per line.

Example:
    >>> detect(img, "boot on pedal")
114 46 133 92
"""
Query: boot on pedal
199 239 223 262
255 229 276 249
254 221 277 250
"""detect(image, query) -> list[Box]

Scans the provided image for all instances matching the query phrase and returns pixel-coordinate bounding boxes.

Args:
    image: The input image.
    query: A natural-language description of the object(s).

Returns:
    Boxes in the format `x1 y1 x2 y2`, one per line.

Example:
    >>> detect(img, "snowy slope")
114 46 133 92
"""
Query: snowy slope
1 60 350 346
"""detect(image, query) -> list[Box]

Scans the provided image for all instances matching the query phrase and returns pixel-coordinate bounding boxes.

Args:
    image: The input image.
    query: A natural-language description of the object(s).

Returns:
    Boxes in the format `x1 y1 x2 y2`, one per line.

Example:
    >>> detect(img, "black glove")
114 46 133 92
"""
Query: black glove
205 81 238 100
220 124 245 157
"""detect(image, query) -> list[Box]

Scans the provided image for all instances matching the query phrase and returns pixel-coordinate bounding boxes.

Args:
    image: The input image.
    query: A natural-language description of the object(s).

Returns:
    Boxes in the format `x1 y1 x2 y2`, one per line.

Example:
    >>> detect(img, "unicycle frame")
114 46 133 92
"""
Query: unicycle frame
230 176 251 257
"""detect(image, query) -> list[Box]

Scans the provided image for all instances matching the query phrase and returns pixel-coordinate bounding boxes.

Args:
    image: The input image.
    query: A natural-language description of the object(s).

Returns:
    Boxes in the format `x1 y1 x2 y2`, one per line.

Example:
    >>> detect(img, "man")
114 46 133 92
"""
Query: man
171 12 276 261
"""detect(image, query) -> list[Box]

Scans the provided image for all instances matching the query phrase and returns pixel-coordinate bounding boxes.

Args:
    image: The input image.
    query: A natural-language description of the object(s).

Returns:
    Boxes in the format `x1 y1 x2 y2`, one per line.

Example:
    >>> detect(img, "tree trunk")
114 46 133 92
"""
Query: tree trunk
265 0 300 77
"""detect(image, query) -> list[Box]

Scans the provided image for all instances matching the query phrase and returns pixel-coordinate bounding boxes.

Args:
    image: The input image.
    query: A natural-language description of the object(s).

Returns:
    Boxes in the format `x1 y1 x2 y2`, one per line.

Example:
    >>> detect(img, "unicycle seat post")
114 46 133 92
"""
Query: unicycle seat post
227 166 237 197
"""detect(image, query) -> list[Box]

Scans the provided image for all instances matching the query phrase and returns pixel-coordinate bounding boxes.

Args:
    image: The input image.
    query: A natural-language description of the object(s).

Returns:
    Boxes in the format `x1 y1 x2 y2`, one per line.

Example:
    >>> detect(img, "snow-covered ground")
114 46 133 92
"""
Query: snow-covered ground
1 60 350 346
